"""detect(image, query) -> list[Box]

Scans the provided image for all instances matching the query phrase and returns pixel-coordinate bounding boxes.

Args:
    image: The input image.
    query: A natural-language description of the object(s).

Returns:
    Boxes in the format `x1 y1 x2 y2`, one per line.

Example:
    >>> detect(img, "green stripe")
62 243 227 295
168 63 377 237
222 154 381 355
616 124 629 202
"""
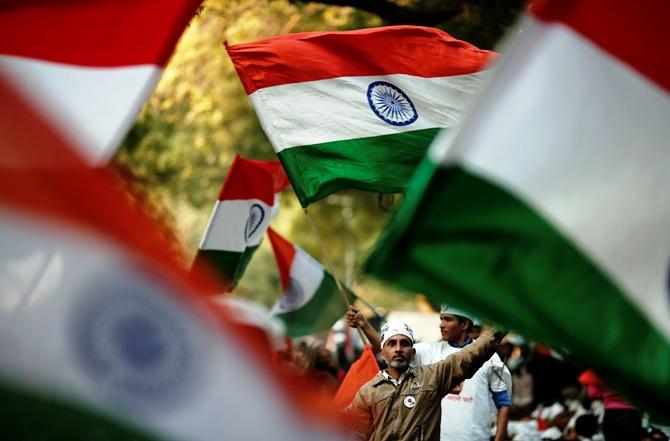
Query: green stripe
365 161 670 413
0 381 164 441
276 274 356 337
192 245 259 292
278 128 441 206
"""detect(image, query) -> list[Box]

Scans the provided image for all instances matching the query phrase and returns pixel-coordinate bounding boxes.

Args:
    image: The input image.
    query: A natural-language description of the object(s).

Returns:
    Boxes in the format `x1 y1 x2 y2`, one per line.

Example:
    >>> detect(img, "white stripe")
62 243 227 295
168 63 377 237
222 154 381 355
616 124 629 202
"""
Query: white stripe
0 209 343 441
436 17 670 340
199 198 275 252
0 55 161 165
271 246 325 314
250 71 490 152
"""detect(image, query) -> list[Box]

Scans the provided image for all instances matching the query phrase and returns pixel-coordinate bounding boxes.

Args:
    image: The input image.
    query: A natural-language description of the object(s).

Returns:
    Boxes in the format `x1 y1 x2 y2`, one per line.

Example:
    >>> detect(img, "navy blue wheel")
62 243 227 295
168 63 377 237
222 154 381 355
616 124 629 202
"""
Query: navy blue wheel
367 81 418 126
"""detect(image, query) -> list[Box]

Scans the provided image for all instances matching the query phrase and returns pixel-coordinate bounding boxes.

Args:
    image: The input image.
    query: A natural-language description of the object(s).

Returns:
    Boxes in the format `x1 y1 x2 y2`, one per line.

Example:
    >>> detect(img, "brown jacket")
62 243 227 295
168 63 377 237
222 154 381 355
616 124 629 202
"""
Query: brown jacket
350 329 500 441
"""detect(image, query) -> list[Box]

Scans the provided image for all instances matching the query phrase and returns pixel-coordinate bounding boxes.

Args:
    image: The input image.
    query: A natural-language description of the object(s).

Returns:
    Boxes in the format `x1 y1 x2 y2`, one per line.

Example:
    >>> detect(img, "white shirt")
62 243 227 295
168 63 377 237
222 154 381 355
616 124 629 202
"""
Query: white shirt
412 340 511 441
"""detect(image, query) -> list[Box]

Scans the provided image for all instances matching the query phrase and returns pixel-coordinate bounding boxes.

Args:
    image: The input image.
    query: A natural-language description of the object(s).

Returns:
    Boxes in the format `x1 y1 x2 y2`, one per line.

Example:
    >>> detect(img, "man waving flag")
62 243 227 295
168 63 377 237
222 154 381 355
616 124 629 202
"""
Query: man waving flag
227 25 496 206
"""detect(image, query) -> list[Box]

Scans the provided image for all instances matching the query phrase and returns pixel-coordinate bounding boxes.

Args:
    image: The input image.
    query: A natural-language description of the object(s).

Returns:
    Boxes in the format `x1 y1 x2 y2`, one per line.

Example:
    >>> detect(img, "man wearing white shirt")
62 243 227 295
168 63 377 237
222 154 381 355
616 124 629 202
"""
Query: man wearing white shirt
415 306 511 441
346 305 511 441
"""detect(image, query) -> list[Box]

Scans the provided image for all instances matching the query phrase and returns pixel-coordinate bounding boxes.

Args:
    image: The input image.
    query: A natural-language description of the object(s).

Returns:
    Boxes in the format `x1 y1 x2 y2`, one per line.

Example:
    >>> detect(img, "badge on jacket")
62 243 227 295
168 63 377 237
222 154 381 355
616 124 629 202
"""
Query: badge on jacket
403 395 417 408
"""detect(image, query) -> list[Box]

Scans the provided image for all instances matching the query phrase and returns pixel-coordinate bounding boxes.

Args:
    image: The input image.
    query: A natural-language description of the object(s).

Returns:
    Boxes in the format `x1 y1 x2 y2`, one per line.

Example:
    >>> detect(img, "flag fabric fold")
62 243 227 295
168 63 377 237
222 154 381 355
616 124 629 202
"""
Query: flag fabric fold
227 25 496 206
0 0 201 164
192 155 290 293
365 0 670 411
268 228 356 337
0 74 345 441
332 346 379 410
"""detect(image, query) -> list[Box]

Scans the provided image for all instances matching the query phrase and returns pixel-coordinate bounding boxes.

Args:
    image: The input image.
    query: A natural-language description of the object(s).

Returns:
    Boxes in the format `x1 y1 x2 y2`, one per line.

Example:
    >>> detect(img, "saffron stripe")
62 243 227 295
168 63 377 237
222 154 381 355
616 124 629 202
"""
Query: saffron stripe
218 156 288 205
227 25 496 94
268 228 297 291
0 0 201 67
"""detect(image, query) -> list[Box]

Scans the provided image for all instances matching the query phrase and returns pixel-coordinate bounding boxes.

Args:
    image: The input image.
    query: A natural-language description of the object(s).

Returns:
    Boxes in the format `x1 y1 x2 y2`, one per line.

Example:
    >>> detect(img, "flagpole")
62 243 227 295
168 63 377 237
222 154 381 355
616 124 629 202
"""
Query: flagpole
355 295 386 322
303 208 369 345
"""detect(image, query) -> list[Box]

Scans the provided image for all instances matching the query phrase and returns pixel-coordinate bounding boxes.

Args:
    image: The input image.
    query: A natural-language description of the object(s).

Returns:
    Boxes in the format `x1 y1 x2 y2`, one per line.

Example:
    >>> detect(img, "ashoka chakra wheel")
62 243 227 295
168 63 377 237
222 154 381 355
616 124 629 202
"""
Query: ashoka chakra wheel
367 81 418 126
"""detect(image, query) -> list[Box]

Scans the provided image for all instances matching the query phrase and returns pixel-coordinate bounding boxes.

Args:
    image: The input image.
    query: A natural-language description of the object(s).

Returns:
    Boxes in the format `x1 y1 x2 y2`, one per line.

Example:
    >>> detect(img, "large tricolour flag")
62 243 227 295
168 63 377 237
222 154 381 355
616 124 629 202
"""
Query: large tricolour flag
191 155 290 292
0 0 201 164
0 75 345 440
227 26 496 206
366 0 670 411
268 228 356 337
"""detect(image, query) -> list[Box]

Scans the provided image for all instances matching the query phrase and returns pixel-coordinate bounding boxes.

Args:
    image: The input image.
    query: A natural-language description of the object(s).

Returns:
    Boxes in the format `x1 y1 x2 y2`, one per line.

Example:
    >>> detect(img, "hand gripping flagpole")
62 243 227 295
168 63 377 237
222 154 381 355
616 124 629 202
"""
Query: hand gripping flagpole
303 208 369 346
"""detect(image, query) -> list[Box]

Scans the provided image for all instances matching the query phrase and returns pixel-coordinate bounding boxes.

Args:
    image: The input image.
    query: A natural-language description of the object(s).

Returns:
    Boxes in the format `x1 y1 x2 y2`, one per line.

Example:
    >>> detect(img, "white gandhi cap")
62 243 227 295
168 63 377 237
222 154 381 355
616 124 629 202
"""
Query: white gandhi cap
380 320 414 348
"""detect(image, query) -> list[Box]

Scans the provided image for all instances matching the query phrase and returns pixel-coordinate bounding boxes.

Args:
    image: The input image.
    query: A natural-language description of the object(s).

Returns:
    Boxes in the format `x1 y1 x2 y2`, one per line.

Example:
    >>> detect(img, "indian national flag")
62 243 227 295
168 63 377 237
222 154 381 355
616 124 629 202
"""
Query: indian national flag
227 26 496 206
0 75 346 441
366 0 670 411
268 228 356 337
0 0 201 164
192 155 289 293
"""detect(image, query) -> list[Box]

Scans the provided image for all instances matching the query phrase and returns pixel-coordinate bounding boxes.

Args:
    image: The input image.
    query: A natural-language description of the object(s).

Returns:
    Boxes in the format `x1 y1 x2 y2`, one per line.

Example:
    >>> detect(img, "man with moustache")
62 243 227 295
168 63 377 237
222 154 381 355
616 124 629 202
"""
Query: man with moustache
350 321 505 441
346 306 511 441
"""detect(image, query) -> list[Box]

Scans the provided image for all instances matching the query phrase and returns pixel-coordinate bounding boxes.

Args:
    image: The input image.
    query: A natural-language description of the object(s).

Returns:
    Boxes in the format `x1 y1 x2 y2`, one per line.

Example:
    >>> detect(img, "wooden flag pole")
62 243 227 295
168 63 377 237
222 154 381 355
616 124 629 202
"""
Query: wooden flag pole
354 294 386 322
303 208 369 345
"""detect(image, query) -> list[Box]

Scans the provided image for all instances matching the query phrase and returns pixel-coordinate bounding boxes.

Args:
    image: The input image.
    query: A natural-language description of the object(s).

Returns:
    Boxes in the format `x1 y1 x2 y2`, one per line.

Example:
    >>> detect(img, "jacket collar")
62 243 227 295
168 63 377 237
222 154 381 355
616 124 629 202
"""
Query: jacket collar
374 367 416 387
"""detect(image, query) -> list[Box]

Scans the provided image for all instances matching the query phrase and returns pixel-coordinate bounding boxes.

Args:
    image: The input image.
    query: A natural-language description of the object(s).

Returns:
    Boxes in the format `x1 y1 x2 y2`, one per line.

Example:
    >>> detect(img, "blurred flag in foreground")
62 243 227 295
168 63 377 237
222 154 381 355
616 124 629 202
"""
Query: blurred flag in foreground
0 0 201 164
332 346 379 410
192 155 289 293
268 228 356 337
366 0 670 411
227 25 496 206
0 76 344 440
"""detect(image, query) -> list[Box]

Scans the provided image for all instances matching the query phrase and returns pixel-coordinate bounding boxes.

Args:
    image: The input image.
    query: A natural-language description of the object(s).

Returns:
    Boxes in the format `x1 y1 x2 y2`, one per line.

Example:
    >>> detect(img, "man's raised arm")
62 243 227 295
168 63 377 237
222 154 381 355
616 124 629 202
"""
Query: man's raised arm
432 328 506 397
344 307 381 353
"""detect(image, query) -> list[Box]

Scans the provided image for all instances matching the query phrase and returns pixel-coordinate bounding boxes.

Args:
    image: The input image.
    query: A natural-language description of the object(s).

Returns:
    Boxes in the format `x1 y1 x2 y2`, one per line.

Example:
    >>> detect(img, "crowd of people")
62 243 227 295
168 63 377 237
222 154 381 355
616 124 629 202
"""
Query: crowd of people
269 304 668 441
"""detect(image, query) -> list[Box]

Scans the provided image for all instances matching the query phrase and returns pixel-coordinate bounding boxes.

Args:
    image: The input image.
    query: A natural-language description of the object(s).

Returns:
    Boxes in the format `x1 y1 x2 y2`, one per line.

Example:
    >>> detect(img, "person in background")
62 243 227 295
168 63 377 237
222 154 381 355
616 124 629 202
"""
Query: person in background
578 369 643 441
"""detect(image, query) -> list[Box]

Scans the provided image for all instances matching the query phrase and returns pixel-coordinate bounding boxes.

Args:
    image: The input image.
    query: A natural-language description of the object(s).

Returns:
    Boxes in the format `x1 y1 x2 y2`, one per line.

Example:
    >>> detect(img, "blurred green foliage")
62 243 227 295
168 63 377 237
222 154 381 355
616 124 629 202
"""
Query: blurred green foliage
116 0 522 311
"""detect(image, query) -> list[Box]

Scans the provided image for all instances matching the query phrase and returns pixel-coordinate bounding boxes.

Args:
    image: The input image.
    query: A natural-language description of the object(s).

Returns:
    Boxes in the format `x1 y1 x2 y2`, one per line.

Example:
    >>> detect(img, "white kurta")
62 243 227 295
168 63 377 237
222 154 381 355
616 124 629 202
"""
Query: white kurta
413 340 511 441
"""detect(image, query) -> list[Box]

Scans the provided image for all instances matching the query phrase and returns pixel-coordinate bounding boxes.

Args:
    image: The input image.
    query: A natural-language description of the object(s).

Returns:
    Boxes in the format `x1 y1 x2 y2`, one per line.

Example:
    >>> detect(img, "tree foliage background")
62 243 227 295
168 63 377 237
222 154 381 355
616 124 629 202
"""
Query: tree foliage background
115 0 523 310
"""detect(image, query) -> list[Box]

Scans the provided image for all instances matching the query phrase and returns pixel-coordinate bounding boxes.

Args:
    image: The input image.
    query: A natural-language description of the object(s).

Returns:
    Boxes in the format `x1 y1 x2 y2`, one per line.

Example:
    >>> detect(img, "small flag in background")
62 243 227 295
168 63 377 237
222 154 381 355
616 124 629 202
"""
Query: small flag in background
365 0 670 412
192 155 290 293
268 228 356 337
0 74 346 441
227 25 496 206
332 346 379 410
0 0 201 164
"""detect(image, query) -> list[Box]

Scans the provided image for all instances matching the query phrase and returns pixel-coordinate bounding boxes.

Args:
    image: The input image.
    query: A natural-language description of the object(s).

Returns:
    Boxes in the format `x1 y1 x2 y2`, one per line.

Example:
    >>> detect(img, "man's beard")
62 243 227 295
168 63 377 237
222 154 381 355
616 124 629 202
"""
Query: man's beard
389 358 409 370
